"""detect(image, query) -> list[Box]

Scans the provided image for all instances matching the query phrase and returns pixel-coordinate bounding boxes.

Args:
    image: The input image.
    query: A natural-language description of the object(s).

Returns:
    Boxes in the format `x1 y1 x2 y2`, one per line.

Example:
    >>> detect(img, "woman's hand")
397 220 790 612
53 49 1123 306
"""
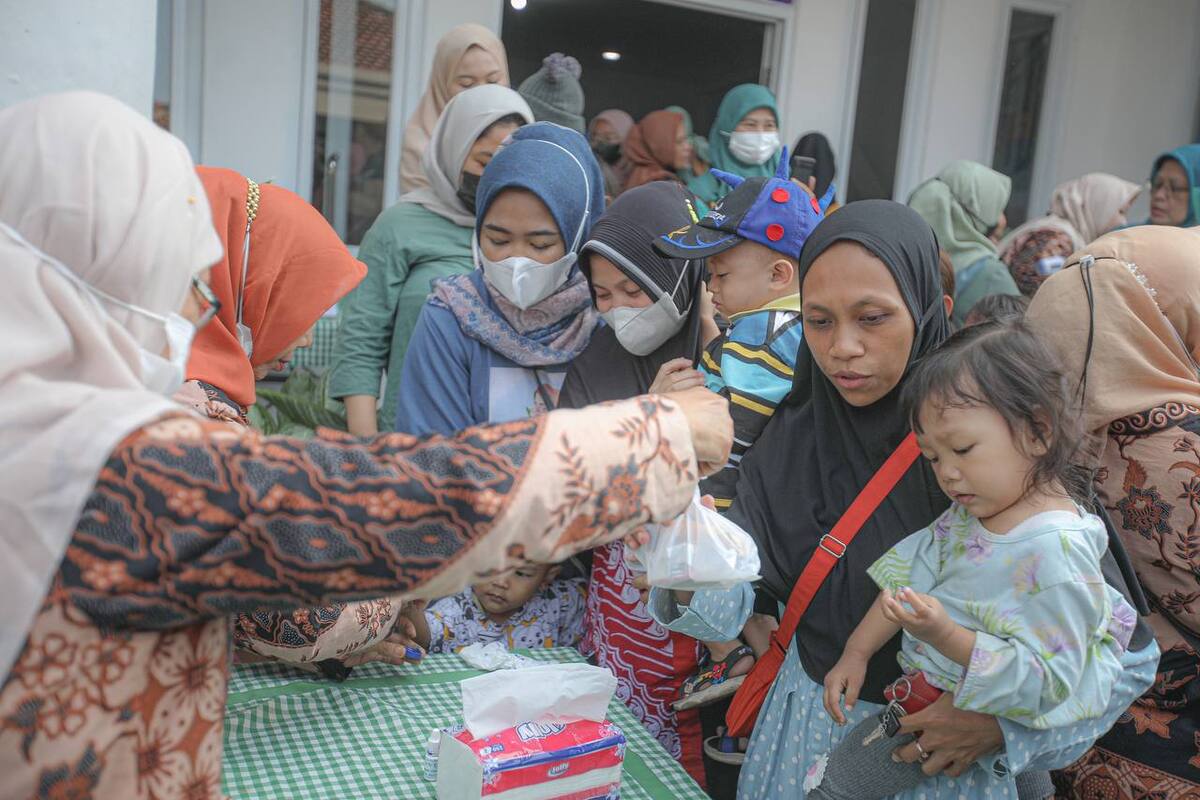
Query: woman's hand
670 386 732 476
342 614 425 667
822 651 868 724
650 357 707 394
892 693 1005 777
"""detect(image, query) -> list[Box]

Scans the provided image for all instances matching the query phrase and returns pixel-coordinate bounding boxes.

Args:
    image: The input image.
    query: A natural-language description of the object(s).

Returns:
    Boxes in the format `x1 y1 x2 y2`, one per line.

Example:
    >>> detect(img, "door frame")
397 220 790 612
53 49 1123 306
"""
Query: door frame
648 0 791 102
984 0 1074 222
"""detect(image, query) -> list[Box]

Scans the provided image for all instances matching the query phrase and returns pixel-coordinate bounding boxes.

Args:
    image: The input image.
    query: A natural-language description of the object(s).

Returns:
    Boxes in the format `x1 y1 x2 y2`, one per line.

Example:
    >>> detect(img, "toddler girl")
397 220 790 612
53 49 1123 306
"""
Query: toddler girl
805 321 1137 799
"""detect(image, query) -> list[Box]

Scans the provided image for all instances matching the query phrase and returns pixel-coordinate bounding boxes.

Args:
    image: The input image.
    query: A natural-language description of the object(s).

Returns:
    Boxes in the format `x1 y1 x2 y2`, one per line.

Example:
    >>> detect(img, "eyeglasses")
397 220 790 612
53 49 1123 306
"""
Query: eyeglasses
1151 179 1189 196
191 276 221 329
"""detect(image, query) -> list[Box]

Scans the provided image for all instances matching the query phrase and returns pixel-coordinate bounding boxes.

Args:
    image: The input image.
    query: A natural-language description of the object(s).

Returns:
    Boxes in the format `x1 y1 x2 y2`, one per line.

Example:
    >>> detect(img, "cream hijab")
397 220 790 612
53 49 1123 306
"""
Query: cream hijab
1001 172 1142 253
0 92 222 677
399 24 509 192
1025 226 1200 447
398 84 532 227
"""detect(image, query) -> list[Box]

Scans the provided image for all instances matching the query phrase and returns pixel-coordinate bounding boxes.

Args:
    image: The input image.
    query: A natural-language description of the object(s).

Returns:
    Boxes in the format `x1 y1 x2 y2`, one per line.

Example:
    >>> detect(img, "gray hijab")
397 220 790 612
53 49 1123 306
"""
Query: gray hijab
399 84 532 227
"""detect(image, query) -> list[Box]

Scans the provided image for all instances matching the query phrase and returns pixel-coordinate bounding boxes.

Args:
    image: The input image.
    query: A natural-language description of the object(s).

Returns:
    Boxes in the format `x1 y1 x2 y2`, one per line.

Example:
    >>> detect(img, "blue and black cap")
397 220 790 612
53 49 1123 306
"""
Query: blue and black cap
654 147 835 261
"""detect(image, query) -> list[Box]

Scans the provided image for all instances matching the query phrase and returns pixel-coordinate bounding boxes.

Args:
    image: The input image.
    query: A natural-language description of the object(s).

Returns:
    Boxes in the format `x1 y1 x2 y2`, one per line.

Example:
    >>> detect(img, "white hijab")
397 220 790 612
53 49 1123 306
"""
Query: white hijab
1000 172 1143 253
0 92 222 677
399 84 532 227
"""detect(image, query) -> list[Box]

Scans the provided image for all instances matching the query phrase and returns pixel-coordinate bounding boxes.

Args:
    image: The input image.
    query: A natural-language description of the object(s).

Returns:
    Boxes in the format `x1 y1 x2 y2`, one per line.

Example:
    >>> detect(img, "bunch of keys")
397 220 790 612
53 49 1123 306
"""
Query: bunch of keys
860 698 905 746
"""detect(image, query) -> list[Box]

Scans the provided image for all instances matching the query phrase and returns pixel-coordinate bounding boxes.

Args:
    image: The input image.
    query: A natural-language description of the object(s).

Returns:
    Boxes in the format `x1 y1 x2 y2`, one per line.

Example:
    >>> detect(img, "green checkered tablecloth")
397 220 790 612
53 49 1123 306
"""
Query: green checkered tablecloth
222 647 708 800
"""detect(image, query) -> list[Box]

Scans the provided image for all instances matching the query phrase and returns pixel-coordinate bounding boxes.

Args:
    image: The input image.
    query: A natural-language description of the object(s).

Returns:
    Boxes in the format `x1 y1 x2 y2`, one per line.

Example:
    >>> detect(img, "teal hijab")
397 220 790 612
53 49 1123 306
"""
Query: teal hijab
689 84 781 204
1149 143 1200 226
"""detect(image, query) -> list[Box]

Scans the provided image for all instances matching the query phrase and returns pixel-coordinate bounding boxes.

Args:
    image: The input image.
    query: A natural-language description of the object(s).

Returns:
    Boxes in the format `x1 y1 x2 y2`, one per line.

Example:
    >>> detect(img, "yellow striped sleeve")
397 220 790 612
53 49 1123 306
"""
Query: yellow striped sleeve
724 342 793 376
729 391 775 416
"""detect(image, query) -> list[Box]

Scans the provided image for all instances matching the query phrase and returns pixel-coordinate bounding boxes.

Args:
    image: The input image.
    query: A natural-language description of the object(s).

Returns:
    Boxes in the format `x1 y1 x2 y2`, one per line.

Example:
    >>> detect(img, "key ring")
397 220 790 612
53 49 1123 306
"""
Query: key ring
890 675 913 703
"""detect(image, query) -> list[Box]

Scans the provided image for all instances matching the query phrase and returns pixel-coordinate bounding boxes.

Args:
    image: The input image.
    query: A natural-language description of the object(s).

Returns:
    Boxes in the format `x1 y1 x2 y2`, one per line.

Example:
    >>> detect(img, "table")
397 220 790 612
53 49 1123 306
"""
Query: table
221 647 709 799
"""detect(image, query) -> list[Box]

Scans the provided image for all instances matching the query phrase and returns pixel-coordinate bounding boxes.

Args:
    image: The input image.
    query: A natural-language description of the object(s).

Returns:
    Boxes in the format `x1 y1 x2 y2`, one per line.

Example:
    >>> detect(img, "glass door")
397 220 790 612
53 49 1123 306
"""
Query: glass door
310 0 397 246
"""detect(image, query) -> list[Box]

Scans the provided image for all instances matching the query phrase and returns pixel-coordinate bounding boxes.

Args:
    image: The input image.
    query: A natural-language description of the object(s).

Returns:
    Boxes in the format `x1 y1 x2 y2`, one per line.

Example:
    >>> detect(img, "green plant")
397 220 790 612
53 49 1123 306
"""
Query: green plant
249 368 348 438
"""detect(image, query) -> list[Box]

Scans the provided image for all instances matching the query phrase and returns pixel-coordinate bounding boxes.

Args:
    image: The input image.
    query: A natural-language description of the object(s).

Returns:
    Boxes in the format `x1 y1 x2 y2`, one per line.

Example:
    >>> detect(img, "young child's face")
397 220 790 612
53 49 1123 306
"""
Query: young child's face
472 564 554 621
915 394 1043 530
707 240 794 317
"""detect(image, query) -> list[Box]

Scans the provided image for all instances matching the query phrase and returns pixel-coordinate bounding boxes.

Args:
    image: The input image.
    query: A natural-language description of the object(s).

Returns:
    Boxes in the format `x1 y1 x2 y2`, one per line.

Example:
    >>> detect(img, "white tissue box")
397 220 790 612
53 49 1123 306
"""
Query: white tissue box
436 719 625 800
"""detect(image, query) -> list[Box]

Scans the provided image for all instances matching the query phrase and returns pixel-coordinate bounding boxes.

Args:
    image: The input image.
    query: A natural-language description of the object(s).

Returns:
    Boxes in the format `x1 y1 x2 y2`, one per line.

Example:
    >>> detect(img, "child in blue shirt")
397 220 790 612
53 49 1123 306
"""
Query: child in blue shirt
653 152 833 708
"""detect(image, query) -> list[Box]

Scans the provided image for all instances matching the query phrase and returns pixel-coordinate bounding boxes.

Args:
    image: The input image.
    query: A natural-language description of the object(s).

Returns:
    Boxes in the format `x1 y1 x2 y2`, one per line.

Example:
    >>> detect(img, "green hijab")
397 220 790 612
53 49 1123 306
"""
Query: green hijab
908 160 1018 324
908 160 1010 273
689 84 781 204
1149 143 1200 226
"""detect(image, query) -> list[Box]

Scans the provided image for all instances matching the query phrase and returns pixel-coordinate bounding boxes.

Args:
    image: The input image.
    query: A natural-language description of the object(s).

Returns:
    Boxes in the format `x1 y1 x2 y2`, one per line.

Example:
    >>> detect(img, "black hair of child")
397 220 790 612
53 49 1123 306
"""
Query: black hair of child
963 292 1030 327
901 319 1087 502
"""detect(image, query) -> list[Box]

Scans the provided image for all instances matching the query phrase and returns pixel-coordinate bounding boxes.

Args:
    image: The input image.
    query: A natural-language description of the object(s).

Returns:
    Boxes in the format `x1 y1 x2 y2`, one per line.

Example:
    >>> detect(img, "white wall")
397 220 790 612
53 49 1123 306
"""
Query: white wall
873 0 1200 214
193 0 314 192
780 0 864 182
0 0 157 113
1046 0 1200 220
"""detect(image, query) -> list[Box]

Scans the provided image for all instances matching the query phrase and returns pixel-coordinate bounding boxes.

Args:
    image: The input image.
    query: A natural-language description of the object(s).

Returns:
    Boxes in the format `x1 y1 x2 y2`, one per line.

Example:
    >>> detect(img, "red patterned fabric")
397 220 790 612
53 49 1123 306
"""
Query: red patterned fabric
582 543 705 784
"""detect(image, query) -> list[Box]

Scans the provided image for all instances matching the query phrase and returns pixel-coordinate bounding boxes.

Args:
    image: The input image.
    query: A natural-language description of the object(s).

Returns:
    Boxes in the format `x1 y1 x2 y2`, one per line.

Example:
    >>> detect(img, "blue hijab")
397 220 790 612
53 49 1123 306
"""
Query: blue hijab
434 121 602 365
1149 143 1200 226
475 121 605 253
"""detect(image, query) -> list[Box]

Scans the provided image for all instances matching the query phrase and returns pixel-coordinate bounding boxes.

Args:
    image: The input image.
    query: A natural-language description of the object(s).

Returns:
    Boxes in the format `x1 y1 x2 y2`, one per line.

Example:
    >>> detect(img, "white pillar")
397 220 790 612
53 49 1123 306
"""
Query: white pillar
0 0 158 114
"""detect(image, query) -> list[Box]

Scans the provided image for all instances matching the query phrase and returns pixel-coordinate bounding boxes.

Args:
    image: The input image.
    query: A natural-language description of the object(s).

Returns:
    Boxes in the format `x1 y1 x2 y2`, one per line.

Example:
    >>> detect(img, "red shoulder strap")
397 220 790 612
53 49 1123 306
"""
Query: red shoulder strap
774 432 922 645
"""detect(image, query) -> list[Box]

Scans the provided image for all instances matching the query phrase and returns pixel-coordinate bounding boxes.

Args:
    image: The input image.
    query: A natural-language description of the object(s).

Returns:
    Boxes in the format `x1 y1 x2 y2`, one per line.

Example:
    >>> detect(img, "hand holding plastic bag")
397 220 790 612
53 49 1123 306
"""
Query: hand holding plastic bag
626 491 760 590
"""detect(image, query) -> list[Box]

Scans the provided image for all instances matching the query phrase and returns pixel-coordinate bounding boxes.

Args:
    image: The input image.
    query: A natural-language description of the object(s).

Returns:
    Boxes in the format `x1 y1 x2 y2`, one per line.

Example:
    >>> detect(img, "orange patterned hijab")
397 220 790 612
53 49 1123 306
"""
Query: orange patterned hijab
189 166 366 407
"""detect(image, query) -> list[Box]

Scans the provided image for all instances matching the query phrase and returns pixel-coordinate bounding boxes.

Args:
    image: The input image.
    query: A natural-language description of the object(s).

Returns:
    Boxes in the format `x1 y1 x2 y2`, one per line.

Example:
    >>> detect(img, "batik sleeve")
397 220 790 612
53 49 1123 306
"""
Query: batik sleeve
58 395 697 631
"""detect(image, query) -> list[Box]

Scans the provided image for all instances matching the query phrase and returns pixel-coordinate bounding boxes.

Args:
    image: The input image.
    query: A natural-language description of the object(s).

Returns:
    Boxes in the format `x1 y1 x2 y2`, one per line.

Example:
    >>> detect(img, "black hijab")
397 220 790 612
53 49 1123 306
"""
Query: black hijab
793 132 838 199
558 182 705 407
727 200 952 702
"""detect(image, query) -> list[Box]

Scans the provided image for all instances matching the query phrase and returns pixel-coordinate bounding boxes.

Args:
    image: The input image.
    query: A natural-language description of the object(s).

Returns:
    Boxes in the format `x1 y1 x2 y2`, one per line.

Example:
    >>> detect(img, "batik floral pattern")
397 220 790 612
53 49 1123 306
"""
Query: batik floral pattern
1055 404 1200 797
0 396 696 798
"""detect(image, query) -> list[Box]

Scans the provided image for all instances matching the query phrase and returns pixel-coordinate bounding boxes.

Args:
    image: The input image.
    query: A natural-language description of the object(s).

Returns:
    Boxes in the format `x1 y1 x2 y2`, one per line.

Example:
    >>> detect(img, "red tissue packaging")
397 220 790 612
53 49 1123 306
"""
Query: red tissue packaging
436 718 625 800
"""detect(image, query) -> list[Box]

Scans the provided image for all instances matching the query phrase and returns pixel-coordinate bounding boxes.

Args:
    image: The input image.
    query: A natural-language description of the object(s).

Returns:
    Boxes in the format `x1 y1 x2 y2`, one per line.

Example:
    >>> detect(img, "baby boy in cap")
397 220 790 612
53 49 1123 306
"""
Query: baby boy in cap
653 150 833 711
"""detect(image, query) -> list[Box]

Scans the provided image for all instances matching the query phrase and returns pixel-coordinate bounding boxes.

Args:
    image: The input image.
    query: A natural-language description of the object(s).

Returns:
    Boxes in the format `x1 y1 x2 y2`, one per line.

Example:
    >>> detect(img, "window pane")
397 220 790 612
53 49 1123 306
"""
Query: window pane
992 10 1054 226
311 0 395 245
846 0 916 202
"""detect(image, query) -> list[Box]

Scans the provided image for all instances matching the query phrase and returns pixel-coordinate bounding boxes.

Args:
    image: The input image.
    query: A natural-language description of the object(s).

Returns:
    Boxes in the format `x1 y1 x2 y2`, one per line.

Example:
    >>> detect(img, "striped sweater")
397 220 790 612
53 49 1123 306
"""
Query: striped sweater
699 295 803 509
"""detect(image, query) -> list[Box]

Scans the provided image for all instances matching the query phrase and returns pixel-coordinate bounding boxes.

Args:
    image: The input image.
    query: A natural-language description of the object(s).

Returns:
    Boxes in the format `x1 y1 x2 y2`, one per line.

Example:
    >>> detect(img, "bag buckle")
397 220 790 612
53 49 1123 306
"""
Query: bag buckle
818 534 847 558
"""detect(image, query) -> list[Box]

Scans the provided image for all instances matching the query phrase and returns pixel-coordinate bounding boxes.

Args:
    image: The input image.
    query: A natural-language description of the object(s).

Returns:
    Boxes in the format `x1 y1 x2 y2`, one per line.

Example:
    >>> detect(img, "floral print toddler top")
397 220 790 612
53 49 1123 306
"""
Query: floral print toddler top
424 577 587 653
867 504 1137 729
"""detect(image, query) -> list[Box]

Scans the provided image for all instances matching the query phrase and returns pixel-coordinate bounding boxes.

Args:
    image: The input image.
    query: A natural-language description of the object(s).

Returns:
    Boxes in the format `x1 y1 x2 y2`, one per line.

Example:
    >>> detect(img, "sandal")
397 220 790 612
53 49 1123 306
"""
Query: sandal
674 644 754 711
703 725 749 766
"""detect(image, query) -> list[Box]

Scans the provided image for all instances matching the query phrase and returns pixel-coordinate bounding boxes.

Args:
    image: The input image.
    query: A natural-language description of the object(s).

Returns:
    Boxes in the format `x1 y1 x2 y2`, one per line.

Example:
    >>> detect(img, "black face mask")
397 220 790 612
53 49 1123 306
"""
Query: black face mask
592 141 621 165
457 171 481 214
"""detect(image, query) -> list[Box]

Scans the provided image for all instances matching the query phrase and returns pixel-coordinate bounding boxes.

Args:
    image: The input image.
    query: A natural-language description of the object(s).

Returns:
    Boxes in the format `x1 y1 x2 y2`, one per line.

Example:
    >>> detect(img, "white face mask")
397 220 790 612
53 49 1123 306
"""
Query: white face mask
728 131 780 165
598 263 691 357
0 220 197 395
477 238 579 310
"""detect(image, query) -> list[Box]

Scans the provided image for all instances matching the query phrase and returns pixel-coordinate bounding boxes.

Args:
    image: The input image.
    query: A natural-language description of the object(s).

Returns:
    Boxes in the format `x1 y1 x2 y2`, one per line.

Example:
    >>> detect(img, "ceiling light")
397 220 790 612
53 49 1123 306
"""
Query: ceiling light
602 51 621 62
510 0 527 10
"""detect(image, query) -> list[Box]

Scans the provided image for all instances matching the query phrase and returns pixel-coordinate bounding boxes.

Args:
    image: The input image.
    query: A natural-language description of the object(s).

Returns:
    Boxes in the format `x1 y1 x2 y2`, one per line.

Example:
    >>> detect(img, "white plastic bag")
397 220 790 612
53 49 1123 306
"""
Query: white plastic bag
625 490 761 590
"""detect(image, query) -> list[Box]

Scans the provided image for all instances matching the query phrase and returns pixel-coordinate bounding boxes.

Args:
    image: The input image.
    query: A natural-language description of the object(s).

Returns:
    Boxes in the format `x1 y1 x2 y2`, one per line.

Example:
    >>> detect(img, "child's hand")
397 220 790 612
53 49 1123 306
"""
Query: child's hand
649 357 707 394
881 587 953 646
823 651 868 725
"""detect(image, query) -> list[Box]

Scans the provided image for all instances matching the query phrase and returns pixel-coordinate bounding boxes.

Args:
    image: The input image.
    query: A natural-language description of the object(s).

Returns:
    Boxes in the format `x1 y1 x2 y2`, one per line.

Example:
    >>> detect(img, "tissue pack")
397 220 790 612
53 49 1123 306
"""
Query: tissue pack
437 719 625 800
